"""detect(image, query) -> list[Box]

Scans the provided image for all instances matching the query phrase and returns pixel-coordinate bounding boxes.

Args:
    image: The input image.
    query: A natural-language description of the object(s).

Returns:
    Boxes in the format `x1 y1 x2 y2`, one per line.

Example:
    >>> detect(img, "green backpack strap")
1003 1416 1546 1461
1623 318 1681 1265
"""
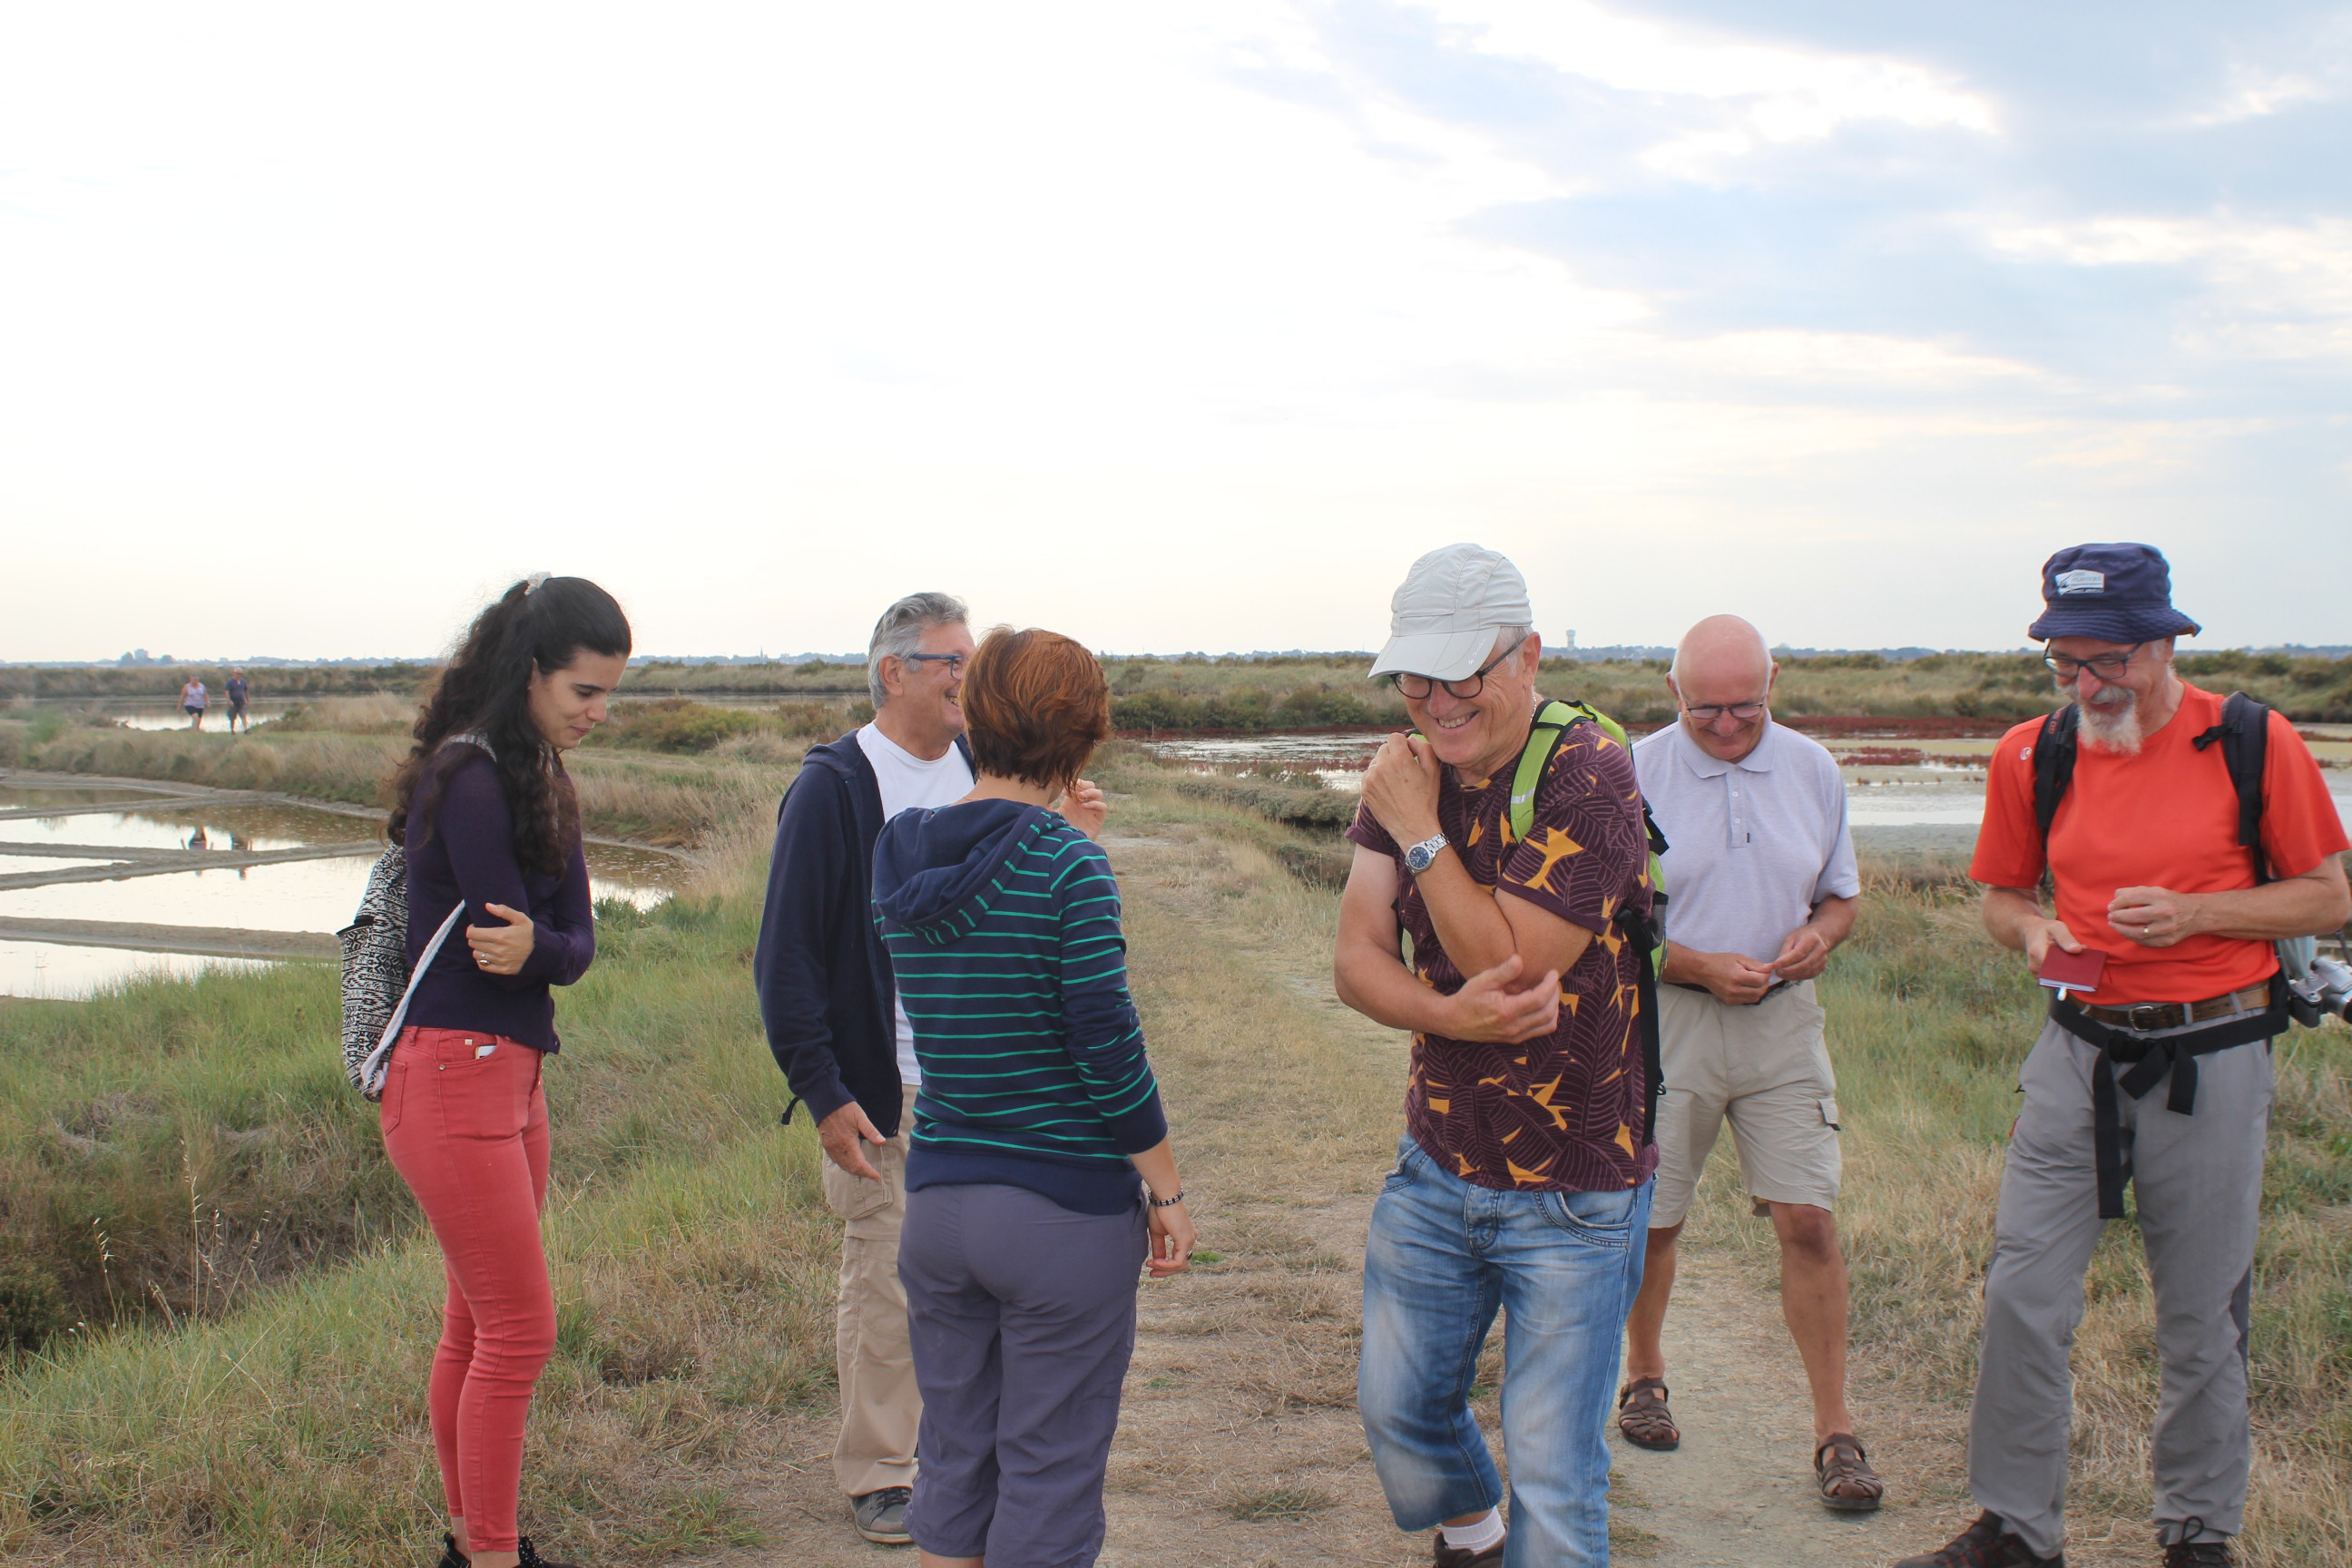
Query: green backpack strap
1507 700 1582 847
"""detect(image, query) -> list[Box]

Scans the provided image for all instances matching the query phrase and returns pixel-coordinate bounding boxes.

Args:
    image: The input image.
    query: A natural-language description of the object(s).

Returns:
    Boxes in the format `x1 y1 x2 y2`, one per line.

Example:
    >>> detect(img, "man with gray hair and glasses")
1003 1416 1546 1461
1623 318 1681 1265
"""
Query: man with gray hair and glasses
755 591 977 1546
1337 544 1658 1567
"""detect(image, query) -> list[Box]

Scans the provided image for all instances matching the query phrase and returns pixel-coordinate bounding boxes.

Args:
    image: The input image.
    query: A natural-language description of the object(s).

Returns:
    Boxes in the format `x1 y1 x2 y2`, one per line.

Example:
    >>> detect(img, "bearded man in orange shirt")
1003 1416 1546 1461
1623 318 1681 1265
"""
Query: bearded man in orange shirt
1896 544 2349 1568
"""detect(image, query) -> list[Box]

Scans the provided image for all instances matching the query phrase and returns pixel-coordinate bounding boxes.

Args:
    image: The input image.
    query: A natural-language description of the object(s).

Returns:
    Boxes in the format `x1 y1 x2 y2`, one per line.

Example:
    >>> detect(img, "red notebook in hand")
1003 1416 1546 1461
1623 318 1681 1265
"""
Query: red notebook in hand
2037 946 2109 999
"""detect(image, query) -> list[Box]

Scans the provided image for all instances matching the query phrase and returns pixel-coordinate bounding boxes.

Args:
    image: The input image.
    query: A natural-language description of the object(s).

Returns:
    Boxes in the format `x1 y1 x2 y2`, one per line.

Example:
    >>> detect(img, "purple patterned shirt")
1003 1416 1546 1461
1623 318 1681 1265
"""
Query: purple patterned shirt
1348 718 1658 1192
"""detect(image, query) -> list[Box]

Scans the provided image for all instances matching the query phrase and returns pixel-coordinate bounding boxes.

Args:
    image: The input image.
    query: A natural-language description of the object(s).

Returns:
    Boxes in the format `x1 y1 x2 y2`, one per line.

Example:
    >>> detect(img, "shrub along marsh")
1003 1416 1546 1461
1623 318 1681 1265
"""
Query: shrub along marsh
20 645 2352 740
0 730 2344 1564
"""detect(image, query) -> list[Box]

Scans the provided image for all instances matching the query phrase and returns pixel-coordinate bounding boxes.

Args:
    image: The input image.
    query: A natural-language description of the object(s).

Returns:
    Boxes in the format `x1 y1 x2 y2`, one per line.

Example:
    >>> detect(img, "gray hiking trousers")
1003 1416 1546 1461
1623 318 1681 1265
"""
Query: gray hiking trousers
1967 1017 2274 1557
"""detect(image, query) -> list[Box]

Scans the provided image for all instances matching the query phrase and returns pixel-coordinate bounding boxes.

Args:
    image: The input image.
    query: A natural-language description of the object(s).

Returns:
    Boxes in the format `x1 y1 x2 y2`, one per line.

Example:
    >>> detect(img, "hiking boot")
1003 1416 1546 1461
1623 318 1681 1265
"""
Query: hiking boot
2160 1520 2234 1567
1893 1512 2064 1568
1432 1530 1504 1567
853 1486 915 1545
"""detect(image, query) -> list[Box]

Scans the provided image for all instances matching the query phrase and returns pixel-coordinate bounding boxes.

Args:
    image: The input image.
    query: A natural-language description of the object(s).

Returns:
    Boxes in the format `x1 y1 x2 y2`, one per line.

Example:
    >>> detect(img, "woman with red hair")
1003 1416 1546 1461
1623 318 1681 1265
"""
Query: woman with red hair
871 626 1196 1568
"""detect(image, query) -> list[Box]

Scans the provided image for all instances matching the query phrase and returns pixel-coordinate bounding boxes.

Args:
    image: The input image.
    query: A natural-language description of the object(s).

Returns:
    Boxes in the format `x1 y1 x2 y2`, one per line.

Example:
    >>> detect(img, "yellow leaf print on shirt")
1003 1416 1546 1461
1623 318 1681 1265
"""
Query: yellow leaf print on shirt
1516 827 1583 889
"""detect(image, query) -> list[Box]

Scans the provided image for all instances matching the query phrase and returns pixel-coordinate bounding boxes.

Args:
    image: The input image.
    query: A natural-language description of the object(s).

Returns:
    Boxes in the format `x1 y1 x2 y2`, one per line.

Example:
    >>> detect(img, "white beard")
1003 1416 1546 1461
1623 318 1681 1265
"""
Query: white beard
2078 687 2142 756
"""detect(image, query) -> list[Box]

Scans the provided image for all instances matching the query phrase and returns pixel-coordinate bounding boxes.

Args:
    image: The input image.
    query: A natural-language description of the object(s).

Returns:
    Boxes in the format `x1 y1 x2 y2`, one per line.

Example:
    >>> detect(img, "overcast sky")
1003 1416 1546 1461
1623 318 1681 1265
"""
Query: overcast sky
5 2 2347 662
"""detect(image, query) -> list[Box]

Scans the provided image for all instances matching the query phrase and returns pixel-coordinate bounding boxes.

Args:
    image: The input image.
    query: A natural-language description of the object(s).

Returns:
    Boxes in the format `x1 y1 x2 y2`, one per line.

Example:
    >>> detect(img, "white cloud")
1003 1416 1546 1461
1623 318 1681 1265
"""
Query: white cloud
0 2 2342 660
1418 0 1998 146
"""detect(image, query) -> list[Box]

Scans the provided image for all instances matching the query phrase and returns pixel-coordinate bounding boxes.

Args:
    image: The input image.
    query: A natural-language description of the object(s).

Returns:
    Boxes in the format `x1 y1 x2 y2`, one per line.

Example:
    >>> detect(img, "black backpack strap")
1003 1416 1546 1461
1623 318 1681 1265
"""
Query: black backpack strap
2031 704 2079 845
2192 691 2272 884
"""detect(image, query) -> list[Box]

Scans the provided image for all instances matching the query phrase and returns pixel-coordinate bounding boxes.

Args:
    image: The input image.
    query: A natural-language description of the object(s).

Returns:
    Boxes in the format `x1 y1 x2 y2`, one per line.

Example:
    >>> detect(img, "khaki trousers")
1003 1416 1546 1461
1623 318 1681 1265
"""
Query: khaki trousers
821 1084 921 1498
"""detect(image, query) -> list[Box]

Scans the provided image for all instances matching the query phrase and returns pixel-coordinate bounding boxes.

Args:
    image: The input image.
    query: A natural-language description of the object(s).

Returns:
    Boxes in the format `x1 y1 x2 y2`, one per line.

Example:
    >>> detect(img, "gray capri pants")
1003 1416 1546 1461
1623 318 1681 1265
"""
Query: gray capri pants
899 1181 1149 1568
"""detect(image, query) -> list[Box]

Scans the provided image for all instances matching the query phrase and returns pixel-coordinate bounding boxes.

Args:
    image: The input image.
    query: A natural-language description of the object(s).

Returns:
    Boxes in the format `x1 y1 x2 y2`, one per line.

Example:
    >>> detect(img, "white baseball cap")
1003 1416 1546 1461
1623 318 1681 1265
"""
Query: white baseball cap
1367 544 1534 681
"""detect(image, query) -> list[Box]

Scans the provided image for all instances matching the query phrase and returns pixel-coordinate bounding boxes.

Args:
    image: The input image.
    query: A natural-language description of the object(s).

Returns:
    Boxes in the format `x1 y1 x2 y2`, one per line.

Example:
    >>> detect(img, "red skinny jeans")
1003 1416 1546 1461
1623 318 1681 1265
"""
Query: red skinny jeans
380 1026 555 1554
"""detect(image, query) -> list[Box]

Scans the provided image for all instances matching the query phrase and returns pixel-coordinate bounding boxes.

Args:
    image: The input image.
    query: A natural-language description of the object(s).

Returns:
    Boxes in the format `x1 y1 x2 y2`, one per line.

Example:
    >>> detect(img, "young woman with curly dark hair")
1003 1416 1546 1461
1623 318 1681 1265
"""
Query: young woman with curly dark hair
380 574 630 1568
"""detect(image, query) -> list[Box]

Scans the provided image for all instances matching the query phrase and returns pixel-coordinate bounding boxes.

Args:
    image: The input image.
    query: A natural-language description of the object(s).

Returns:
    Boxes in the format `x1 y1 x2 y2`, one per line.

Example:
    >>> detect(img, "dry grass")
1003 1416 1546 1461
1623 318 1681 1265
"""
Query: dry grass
0 1132 839 1566
260 693 421 734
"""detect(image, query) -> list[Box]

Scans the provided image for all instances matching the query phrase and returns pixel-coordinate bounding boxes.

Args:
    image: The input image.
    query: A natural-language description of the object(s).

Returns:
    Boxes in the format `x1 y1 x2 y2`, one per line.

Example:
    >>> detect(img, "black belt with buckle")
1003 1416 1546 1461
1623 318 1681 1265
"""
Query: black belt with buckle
2077 985 2272 1034
2050 978 2288 1220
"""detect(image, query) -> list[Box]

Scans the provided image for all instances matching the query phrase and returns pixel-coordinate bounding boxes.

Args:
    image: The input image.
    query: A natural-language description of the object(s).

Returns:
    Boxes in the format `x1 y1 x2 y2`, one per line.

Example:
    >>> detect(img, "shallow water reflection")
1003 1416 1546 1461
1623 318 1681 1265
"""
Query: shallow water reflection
0 782 681 999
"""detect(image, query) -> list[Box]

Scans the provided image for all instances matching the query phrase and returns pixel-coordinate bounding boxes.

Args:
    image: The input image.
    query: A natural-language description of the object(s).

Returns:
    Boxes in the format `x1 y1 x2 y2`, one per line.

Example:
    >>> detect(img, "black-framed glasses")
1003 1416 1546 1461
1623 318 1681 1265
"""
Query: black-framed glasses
1389 647 1515 701
1683 699 1767 723
2043 643 2141 681
901 652 967 675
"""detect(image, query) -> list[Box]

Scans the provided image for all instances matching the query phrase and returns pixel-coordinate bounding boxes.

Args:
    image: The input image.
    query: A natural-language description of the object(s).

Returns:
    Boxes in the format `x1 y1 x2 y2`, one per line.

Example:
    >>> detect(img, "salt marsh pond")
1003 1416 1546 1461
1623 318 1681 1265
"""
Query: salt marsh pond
0 775 681 998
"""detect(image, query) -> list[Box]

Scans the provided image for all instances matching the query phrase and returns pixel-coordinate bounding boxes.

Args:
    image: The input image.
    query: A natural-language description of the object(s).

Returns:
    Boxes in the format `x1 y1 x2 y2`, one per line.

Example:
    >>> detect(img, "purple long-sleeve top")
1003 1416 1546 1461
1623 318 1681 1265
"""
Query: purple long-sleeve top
403 745 595 1051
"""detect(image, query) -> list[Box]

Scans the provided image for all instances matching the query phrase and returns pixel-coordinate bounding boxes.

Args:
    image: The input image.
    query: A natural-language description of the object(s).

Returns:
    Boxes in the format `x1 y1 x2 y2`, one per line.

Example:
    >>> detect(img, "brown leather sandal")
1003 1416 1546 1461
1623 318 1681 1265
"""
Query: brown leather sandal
1813 1432 1884 1512
1615 1377 1680 1451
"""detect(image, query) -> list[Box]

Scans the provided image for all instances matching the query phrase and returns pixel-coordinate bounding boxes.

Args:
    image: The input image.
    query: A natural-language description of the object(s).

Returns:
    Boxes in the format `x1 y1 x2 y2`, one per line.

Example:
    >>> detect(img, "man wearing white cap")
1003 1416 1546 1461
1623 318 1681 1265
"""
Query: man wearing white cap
1337 544 1660 1568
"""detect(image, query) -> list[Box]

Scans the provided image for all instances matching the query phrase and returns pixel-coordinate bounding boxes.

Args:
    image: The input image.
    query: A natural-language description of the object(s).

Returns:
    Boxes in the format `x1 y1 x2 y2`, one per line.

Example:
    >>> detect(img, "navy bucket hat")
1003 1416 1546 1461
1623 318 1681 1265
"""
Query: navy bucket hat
2027 543 2202 644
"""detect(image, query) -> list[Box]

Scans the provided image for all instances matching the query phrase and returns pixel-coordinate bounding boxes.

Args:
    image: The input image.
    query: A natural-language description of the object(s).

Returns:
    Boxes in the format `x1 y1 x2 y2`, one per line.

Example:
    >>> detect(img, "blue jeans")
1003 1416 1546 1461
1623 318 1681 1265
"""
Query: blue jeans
1358 1136 1653 1567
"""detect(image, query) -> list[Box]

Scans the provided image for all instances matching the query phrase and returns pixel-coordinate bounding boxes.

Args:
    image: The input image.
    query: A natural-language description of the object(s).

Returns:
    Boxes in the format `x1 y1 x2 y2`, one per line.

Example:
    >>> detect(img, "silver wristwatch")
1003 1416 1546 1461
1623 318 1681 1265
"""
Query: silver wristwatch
1404 833 1449 874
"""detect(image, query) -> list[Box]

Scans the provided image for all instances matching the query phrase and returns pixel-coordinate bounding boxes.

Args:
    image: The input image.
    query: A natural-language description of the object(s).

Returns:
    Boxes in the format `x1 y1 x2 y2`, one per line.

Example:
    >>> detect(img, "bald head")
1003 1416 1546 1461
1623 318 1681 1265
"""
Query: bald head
1672 615 1772 691
1669 615 1777 760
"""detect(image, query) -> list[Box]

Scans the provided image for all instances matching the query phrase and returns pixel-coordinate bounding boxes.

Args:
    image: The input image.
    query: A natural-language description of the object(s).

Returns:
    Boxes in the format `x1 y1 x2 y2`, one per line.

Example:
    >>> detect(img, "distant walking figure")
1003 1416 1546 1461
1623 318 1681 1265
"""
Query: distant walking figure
181 678 208 730
225 669 250 732
378 575 631 1568
871 626 1194 1568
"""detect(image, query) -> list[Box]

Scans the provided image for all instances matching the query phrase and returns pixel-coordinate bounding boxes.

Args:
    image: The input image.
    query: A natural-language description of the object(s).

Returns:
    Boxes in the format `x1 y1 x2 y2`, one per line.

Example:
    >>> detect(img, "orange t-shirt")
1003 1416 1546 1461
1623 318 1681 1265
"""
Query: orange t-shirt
1971 681 2349 1005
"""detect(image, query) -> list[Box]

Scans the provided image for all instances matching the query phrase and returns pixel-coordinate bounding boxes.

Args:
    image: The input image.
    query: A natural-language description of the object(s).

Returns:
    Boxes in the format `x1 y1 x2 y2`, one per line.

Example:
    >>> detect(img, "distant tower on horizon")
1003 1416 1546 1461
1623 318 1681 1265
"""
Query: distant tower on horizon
1563 629 1576 650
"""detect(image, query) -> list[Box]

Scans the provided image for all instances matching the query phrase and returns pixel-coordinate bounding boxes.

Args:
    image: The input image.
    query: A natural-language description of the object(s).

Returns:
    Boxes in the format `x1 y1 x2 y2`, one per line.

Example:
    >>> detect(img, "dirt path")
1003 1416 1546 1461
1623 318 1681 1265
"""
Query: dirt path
1610 1250 1953 1566
713 818 1977 1567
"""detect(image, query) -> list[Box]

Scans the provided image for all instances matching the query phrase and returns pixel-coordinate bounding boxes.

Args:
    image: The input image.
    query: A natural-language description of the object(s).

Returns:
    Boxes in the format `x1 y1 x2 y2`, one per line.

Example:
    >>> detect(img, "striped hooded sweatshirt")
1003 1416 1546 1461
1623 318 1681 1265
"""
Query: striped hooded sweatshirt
872 798 1167 1215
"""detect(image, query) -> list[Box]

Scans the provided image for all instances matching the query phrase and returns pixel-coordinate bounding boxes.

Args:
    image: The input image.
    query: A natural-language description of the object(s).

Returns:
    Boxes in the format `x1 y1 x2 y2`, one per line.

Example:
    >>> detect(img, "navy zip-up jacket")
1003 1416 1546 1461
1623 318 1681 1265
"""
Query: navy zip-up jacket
752 729 974 1136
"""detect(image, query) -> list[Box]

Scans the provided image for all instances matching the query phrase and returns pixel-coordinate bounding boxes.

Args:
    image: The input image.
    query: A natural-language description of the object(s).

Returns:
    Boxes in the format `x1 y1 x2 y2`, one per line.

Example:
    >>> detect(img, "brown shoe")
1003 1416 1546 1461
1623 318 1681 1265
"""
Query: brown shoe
1814 1432 1885 1512
1615 1377 1680 1451
1893 1511 2064 1568
1432 1530 1504 1567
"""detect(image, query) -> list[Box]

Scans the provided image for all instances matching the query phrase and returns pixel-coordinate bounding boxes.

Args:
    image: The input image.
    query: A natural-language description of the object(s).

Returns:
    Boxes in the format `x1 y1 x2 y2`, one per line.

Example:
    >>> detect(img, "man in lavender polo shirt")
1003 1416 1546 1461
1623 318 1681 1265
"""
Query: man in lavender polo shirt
1618 615 1883 1513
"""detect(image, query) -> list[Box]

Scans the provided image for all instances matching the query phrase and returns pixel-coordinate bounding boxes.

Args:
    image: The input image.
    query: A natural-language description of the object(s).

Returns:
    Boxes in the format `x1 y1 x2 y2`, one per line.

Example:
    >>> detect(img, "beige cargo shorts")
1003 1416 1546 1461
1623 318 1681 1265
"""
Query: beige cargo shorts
1650 978 1841 1229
